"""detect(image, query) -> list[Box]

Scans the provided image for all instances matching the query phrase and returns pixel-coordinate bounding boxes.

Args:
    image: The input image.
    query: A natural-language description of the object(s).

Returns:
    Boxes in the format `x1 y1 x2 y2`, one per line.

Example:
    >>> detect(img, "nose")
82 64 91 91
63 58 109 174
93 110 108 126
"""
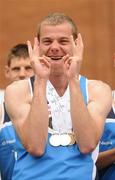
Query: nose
50 40 60 53
18 68 26 79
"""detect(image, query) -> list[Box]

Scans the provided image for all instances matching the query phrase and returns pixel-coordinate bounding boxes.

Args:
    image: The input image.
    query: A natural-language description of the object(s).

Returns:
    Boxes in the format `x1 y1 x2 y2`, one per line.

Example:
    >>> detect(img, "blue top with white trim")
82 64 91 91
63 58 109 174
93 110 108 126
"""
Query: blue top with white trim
12 76 98 180
99 104 115 180
0 76 98 180
0 122 16 180
99 106 115 152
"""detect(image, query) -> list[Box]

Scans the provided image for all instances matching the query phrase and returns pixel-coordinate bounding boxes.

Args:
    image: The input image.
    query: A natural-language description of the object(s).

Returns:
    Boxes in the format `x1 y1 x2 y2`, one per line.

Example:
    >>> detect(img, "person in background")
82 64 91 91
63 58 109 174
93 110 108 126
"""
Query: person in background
0 43 34 103
0 43 34 123
0 43 34 180
96 90 115 180
5 43 34 82
4 13 112 180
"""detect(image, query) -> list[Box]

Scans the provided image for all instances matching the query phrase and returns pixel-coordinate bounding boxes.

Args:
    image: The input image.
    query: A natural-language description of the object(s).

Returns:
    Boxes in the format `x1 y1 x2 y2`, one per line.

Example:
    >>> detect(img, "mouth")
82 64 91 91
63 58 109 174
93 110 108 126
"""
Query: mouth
49 56 63 61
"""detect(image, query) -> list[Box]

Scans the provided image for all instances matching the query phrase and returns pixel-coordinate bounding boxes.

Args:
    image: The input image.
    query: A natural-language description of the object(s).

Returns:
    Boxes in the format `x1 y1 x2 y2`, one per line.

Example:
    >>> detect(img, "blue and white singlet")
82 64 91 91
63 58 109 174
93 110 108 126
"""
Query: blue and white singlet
99 99 115 180
1 76 99 180
0 122 16 180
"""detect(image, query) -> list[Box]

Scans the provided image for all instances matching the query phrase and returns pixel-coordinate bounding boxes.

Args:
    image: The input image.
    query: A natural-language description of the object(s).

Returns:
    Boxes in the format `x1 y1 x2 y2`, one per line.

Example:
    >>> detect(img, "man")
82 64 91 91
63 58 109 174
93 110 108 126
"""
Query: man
96 90 115 180
0 43 34 104
0 43 34 123
5 43 34 83
0 43 34 179
4 13 112 179
96 54 115 180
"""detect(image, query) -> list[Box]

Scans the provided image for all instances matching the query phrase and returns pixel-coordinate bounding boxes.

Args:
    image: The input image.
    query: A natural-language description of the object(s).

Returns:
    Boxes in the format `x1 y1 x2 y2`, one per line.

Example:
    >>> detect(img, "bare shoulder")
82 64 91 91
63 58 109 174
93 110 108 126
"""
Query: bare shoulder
88 80 112 97
88 80 112 94
88 79 112 116
4 79 32 124
5 80 29 99
5 79 32 105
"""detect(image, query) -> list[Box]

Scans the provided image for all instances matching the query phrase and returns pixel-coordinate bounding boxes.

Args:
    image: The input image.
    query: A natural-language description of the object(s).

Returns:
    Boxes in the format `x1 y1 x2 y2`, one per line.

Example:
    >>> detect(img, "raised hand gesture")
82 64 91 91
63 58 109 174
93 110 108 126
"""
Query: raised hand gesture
27 37 51 80
63 33 84 80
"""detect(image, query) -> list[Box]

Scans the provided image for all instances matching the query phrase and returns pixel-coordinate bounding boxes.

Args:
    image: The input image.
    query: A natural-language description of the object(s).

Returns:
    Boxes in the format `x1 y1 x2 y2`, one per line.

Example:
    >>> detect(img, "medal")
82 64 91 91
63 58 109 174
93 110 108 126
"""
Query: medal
49 133 76 146
49 134 60 146
68 133 76 145
60 134 71 146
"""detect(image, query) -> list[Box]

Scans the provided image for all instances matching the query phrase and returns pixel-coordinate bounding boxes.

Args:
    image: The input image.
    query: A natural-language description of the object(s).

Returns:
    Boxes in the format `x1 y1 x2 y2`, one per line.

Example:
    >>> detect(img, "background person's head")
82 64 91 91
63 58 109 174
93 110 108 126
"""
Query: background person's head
5 43 34 83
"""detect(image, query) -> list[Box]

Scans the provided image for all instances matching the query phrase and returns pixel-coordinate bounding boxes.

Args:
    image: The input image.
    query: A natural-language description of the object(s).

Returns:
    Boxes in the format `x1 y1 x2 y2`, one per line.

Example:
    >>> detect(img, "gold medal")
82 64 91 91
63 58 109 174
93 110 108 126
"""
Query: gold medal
49 134 60 147
60 134 71 146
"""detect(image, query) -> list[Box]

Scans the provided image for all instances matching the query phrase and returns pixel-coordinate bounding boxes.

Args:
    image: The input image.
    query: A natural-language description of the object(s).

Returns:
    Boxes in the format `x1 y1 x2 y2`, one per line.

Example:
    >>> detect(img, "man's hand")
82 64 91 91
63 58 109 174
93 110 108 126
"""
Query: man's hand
63 33 84 80
27 37 51 80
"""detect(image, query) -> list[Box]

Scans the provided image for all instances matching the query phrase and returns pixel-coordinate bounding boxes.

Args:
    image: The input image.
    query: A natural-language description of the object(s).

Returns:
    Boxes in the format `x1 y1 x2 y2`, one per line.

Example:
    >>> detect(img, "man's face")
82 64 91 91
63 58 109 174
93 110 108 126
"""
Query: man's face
5 57 34 82
39 22 74 75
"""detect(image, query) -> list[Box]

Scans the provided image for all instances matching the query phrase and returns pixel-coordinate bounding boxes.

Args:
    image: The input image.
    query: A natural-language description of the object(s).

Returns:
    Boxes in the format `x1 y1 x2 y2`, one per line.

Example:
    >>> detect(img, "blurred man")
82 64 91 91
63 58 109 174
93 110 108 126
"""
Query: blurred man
5 43 34 83
0 43 34 179
96 54 115 180
0 43 34 103
0 43 34 121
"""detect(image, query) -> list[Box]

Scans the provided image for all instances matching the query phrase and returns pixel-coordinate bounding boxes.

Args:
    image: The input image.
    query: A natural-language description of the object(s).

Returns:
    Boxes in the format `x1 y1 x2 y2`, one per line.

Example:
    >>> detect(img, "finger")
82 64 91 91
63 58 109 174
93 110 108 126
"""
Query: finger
27 40 33 58
43 55 51 62
75 33 83 49
73 33 84 62
40 56 51 68
33 37 40 56
63 56 72 69
70 35 76 56
62 54 69 63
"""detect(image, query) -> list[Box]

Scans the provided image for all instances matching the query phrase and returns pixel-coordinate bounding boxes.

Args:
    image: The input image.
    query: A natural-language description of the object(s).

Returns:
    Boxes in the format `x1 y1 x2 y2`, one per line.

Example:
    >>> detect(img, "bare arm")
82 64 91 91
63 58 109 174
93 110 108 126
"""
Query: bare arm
69 79 112 153
64 34 112 153
5 38 51 156
96 148 115 169
5 78 49 156
24 77 49 155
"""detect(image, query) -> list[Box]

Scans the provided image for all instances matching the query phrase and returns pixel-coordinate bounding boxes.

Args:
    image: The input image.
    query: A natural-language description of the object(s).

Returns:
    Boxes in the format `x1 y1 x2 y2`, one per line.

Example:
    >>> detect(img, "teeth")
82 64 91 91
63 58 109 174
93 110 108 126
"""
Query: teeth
50 57 62 60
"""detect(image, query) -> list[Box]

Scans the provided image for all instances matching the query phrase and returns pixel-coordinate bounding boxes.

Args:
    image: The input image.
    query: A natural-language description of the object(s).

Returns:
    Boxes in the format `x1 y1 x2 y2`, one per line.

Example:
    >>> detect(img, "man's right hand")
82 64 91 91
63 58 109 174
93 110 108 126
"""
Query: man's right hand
27 37 51 80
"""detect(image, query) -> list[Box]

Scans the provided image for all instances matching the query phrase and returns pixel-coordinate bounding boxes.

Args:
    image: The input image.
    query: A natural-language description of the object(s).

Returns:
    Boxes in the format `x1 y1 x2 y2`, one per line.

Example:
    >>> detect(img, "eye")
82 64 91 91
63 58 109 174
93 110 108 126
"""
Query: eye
60 38 70 45
42 38 52 45
25 66 32 70
12 67 20 72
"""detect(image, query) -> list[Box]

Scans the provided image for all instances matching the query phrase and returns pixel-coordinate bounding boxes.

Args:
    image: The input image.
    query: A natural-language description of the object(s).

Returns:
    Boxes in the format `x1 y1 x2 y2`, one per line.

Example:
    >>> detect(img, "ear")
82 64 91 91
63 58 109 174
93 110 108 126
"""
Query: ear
4 65 10 79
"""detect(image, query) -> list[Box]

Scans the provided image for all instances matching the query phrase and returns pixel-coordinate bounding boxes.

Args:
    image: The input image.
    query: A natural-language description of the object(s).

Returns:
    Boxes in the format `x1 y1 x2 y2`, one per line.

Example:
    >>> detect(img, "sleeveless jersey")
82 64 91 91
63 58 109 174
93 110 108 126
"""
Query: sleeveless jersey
11 75 99 180
3 103 11 123
99 106 115 152
99 105 115 180
0 122 16 180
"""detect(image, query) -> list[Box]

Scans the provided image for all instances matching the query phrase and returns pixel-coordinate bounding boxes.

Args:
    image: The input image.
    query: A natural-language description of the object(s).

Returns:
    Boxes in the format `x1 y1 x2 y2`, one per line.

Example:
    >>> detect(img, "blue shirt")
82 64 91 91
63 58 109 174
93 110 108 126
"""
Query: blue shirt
0 76 98 180
12 76 98 180
0 122 16 180
99 106 115 180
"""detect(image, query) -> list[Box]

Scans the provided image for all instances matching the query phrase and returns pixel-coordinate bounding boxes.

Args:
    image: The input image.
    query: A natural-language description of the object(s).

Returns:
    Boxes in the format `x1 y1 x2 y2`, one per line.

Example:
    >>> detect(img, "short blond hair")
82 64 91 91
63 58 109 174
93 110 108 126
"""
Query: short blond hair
37 12 78 40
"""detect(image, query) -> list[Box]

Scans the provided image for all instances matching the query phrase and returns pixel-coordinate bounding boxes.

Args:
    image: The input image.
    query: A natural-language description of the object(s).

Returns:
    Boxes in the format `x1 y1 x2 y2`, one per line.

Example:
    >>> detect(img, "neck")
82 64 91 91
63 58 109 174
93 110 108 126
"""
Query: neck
49 75 68 96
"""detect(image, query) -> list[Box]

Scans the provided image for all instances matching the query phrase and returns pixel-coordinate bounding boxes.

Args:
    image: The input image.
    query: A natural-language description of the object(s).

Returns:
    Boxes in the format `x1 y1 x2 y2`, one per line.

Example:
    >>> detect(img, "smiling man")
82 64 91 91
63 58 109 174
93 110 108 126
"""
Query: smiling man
4 13 112 180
